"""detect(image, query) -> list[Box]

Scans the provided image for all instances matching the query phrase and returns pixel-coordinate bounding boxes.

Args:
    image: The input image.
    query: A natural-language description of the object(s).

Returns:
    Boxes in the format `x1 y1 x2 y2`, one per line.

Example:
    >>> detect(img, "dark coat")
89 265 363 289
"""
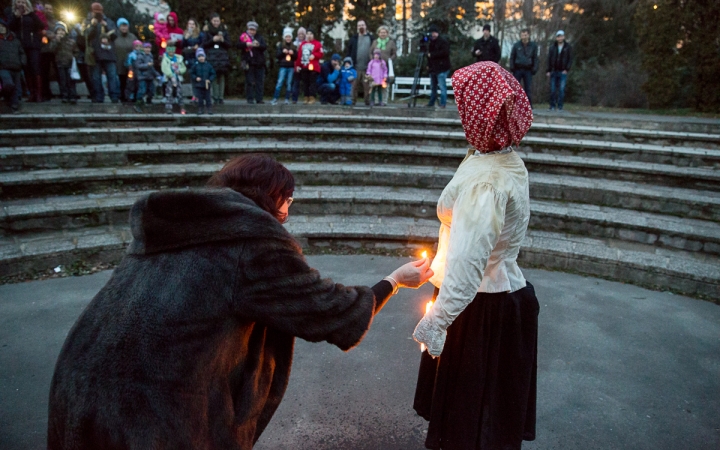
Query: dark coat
547 41 572 72
345 32 375 67
509 40 539 73
48 34 79 68
238 33 267 67
472 35 500 63
132 51 157 81
202 25 230 74
47 188 381 450
428 35 451 74
0 30 27 70
275 40 296 68
8 12 44 50
85 16 117 63
190 60 216 89
182 32 205 66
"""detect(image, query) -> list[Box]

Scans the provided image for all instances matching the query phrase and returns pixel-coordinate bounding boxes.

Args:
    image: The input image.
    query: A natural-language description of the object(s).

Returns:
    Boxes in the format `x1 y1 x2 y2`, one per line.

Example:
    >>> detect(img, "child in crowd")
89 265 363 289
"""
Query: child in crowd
0 18 26 113
340 57 356 106
366 48 388 106
161 44 186 114
124 40 143 101
49 21 79 104
271 28 295 105
133 42 158 112
153 12 168 57
190 48 215 114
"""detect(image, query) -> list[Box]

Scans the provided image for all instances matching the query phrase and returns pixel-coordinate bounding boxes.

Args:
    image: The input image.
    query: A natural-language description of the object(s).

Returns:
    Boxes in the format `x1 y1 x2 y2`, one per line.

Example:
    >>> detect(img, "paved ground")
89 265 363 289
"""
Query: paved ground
1 255 718 450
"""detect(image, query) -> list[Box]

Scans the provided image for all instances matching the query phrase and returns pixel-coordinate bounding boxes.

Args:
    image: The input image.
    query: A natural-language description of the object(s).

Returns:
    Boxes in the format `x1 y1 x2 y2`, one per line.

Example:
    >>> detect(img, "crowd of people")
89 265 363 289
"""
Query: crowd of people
0 0 571 114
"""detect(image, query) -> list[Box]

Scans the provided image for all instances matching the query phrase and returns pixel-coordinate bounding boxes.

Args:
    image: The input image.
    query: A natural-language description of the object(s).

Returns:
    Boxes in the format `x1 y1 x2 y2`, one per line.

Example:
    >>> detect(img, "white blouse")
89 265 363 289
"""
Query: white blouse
413 148 531 356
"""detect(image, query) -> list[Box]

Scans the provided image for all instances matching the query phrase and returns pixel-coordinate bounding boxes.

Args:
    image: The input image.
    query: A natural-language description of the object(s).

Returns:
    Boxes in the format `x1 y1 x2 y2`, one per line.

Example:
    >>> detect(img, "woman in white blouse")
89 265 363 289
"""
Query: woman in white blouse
413 61 539 450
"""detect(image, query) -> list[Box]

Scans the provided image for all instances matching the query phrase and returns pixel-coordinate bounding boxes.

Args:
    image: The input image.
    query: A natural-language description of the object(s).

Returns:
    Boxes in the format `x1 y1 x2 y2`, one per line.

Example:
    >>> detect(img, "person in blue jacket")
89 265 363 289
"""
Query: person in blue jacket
317 53 341 105
190 47 216 115
339 56 356 106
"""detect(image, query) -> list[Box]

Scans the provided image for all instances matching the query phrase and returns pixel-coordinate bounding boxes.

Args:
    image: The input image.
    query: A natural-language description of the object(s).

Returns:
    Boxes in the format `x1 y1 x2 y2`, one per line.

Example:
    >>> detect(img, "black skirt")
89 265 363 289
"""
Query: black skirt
414 283 539 450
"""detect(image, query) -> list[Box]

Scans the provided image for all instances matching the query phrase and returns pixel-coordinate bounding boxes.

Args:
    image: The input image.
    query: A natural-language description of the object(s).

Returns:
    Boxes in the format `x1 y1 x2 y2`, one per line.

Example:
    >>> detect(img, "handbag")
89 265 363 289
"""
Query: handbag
70 57 81 80
388 57 395 83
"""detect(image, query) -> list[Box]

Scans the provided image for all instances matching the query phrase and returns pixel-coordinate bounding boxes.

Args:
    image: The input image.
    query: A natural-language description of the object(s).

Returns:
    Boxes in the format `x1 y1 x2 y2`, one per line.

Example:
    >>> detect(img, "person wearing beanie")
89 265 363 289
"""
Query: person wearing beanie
48 20 79 104
472 23 500 63
271 28 296 105
413 62 538 450
190 46 215 114
152 12 168 57
546 30 572 111
290 27 306 103
114 17 137 102
365 48 388 106
83 3 120 102
160 44 186 114
0 17 26 112
124 40 144 101
426 24 450 108
238 19 267 104
294 28 323 104
317 52 342 105
133 42 159 110
8 0 44 102
201 13 230 104
339 56 356 106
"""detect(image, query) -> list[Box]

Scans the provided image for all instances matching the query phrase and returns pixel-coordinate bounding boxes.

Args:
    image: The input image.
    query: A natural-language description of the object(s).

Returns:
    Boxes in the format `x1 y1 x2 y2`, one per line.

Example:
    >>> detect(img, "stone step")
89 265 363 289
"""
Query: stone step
2 113 719 149
3 187 719 257
1 217 717 299
0 160 720 206
3 135 719 172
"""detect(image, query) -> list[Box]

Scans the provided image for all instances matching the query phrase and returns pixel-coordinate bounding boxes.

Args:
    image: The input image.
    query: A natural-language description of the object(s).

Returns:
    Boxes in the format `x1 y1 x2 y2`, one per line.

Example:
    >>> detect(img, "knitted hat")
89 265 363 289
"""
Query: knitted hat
282 27 293 38
246 21 258 30
428 24 439 33
297 27 306 35
91 2 103 14
132 39 142 47
54 21 68 33
342 56 353 66
117 18 129 27
331 53 341 61
372 48 381 55
482 24 491 32
143 42 152 48
196 47 206 58
156 13 165 22
452 62 533 152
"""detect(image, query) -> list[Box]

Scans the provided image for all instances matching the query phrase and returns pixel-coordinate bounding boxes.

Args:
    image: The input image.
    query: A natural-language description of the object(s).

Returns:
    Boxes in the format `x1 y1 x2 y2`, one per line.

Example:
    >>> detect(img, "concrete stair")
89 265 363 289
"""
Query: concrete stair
0 110 718 300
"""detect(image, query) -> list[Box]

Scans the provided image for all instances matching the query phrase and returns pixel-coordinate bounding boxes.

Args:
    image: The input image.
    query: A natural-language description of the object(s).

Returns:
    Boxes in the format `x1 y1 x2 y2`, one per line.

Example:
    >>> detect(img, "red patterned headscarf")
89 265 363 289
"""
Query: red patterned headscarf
452 62 533 152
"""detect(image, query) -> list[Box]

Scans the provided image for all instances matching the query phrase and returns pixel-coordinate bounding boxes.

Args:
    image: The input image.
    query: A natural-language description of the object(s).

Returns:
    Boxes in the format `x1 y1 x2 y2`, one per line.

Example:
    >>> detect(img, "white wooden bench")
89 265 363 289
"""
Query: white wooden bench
391 76 454 101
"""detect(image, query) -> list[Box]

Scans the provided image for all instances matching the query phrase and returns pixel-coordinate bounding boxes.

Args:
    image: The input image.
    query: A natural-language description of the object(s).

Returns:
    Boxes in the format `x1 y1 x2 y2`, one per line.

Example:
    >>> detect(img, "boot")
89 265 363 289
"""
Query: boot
34 76 43 103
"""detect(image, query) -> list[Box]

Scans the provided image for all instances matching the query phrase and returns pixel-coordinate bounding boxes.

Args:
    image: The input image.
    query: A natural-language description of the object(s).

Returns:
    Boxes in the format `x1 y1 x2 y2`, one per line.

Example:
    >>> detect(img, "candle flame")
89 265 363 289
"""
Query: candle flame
308 63 314 71
420 300 434 352
421 250 428 259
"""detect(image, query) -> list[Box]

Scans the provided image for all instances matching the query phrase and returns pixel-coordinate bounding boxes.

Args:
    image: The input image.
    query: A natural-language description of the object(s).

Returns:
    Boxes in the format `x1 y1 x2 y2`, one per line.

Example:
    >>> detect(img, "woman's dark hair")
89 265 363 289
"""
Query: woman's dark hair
207 154 295 221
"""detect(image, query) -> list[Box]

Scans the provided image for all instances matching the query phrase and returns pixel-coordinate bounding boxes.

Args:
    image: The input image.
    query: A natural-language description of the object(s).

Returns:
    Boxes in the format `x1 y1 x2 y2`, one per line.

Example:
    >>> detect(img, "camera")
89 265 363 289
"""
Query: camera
418 33 431 52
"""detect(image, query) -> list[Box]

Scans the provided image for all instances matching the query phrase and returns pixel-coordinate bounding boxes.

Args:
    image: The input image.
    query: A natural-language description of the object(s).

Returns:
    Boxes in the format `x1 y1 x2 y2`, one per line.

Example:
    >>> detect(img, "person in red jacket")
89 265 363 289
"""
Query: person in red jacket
294 28 322 104
164 12 183 53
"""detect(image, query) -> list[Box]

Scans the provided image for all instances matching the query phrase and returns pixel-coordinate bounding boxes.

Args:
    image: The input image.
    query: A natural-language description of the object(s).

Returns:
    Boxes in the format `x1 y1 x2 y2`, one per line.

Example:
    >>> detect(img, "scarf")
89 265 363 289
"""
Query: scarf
452 61 533 152
376 37 389 50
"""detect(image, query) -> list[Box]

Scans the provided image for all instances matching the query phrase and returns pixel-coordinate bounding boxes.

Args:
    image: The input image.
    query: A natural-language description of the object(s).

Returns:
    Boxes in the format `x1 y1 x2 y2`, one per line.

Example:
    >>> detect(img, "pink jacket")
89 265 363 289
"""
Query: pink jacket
366 58 387 85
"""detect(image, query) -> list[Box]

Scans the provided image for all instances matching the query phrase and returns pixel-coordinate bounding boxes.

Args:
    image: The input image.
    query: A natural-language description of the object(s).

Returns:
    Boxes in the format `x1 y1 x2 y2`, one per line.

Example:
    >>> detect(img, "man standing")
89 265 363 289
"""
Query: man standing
238 21 267 104
471 24 500 63
345 19 374 106
426 24 450 109
84 2 119 103
546 30 572 111
509 28 538 106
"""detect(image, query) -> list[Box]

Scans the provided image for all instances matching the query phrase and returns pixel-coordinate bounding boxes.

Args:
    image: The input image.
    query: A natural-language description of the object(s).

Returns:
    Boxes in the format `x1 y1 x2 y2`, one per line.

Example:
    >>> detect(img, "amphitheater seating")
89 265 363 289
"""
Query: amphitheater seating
0 107 718 299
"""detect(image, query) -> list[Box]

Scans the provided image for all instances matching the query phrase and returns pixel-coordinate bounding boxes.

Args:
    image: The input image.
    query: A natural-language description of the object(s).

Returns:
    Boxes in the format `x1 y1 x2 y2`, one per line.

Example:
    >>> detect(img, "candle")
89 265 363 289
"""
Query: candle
308 63 314 71
128 70 134 79
419 300 434 352
286 54 291 61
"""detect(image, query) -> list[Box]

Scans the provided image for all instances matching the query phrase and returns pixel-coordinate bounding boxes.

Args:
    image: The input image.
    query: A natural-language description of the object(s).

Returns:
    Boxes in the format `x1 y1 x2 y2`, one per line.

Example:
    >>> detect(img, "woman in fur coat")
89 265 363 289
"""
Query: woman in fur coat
48 154 433 450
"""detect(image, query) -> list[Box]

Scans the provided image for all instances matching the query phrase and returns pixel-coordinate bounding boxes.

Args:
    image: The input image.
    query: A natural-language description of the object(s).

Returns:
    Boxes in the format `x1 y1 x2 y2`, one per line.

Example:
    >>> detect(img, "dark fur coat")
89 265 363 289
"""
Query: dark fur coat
47 189 378 450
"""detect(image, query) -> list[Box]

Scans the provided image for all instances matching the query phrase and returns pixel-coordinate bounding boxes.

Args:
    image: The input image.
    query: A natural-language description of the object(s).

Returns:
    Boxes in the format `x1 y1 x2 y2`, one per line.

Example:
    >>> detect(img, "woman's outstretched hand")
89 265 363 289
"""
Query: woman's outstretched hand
390 258 434 289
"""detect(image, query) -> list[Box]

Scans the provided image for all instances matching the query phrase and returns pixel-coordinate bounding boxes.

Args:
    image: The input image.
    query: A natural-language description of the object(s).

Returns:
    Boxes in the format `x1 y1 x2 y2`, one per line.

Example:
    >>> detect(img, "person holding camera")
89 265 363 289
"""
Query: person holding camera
238 20 267 104
426 24 450 109
509 28 538 106
318 53 342 105
84 2 120 103
8 0 44 103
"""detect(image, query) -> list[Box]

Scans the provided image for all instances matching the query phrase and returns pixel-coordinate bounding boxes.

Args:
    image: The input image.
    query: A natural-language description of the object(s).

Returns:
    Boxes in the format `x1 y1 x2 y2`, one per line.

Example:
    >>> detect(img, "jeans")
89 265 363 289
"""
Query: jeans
56 65 77 101
194 87 212 109
273 67 294 100
0 69 21 108
318 83 340 104
370 85 383 104
549 71 567 109
428 70 448 107
245 66 265 102
300 69 318 98
291 71 301 102
513 69 533 105
92 61 120 102
136 79 154 102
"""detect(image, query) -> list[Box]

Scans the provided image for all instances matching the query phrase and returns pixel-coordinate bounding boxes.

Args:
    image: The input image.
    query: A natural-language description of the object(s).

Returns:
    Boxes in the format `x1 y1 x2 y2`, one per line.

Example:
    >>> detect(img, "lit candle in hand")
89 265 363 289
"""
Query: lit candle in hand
420 300 434 352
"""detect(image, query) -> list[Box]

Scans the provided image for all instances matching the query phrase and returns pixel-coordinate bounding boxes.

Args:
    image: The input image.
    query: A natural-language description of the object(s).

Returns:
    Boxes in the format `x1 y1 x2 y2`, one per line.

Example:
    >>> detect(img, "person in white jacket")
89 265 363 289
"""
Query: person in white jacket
412 61 539 450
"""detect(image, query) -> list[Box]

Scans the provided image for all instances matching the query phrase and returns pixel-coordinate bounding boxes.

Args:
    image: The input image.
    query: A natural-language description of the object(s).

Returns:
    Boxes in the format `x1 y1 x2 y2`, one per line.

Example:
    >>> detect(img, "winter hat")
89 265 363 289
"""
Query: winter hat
54 21 68 33
156 13 165 22
556 30 565 36
246 21 258 30
91 2 103 14
143 42 152 48
452 62 533 152
297 27 306 35
195 47 206 58
117 18 129 27
132 39 142 47
283 27 293 38
372 48 381 55
331 53 342 61
482 24 491 32
342 56 353 66
428 24 439 33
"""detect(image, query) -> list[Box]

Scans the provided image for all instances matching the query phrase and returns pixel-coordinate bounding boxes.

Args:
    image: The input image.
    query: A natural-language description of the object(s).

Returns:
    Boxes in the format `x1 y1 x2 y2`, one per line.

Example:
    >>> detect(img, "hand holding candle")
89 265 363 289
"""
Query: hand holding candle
387 258 433 289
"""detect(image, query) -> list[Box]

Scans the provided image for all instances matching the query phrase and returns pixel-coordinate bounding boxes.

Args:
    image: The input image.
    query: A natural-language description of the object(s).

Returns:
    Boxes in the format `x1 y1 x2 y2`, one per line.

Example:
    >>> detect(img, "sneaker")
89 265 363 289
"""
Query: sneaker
133 103 143 113
257 100 265 104
197 108 204 115
308 97 316 105
165 108 173 114
369 101 375 106
207 109 214 115
380 102 387 106
302 97 309 104
439 105 446 109
218 99 224 105
284 99 290 105
549 107 555 111
292 100 297 104
271 99 278 105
